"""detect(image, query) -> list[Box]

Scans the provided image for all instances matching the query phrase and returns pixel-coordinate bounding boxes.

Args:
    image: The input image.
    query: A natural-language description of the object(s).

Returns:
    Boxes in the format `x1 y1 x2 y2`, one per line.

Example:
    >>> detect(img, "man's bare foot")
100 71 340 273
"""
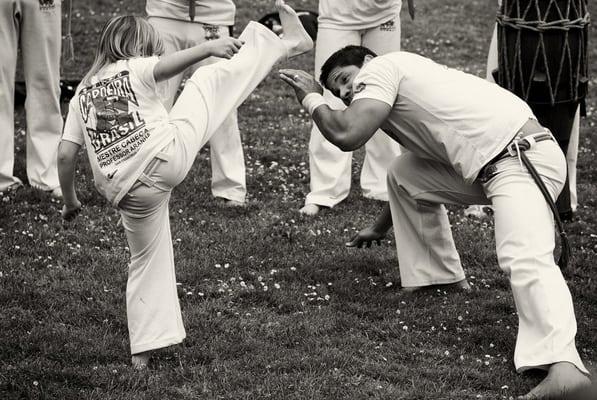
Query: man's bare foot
224 199 245 208
402 279 471 293
517 362 591 400
275 0 313 58
131 351 152 369
299 203 320 216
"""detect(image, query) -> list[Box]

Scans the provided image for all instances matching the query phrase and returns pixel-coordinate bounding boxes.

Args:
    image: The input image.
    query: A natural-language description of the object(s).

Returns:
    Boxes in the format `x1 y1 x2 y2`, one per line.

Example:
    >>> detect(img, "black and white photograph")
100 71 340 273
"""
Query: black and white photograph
0 0 595 398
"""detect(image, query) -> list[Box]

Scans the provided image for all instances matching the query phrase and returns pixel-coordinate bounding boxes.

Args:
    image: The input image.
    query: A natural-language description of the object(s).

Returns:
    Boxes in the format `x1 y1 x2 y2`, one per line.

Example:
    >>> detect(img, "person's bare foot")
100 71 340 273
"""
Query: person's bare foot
223 199 245 208
517 362 591 400
464 204 493 218
275 0 313 58
131 351 152 369
299 203 320 216
402 279 471 293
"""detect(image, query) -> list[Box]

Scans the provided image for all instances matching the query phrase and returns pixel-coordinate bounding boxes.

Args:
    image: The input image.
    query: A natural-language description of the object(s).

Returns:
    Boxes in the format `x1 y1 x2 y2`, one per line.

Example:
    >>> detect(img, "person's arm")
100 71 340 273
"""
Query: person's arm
279 69 392 151
153 37 244 82
345 203 393 248
57 140 82 220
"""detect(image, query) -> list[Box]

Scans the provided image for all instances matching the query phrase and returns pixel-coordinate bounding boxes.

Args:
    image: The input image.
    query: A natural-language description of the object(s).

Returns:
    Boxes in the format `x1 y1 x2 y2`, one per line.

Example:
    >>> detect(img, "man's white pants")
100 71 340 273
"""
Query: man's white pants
486 24 580 210
118 22 287 354
306 19 402 207
148 17 246 203
387 139 587 373
0 0 62 191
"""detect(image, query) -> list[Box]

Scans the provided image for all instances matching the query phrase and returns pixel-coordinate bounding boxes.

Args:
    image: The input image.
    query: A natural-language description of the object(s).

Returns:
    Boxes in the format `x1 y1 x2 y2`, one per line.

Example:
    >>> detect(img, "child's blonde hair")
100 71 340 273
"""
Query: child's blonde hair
82 15 164 85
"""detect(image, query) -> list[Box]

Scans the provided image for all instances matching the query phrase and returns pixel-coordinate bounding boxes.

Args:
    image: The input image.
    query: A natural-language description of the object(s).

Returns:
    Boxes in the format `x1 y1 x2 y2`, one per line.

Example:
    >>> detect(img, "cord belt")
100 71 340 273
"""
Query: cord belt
478 126 570 269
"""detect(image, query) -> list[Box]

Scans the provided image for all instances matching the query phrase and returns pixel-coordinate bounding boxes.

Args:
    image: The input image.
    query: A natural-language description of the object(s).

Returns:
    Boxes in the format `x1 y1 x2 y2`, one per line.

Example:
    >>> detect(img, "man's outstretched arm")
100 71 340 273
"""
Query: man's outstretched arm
279 69 392 151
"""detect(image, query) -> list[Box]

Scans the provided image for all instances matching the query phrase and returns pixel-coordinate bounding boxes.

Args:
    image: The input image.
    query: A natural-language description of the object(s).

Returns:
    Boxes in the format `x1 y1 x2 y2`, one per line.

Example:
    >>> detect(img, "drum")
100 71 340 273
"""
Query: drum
496 0 589 105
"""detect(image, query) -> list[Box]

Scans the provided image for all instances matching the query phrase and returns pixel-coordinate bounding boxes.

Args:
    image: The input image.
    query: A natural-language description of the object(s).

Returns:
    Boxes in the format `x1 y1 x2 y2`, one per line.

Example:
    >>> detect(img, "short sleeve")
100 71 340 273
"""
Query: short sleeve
128 56 161 89
351 56 402 107
128 56 169 103
61 99 85 146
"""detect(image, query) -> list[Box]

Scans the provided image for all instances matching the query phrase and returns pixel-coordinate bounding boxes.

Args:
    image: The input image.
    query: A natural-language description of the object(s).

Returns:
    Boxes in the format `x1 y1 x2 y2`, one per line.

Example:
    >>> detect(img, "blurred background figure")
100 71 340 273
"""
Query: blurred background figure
0 0 63 197
468 0 589 221
146 0 247 207
299 0 408 216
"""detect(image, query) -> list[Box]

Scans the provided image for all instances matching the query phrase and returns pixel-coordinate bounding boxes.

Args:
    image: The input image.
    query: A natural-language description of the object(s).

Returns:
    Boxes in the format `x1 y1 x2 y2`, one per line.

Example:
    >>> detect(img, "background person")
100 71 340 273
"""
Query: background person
0 0 63 197
146 0 247 207
299 0 407 216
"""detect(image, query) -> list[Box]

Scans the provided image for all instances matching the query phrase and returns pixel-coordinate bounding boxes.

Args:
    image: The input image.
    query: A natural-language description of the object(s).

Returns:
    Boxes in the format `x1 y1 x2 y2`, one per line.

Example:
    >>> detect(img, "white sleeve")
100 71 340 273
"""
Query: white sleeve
61 100 85 146
129 56 169 102
128 56 160 89
351 56 402 107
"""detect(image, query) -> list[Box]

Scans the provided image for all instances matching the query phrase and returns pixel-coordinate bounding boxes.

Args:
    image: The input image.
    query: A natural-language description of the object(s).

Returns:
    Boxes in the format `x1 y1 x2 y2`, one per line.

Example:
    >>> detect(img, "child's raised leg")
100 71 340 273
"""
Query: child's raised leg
168 1 312 177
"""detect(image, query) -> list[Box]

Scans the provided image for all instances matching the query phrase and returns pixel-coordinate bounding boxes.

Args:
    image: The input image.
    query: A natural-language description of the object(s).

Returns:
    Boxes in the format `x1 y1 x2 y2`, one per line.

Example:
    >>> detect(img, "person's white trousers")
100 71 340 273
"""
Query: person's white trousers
387 139 587 373
306 19 402 207
148 17 246 203
118 22 287 354
0 0 62 191
486 24 580 211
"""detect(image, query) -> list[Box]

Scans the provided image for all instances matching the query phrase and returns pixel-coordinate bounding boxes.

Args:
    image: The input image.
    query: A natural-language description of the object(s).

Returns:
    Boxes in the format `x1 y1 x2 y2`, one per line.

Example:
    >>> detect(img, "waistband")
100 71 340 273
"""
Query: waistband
477 119 555 183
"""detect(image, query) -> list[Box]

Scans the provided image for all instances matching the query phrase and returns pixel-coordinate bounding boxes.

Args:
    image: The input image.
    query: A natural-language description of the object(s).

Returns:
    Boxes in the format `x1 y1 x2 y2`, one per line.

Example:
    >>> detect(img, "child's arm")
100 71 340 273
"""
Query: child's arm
153 37 245 83
57 140 82 220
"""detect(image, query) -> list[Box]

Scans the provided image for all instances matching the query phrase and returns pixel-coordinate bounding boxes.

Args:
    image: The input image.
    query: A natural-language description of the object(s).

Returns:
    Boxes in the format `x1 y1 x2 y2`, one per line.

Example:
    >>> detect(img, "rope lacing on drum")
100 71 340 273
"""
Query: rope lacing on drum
496 0 589 105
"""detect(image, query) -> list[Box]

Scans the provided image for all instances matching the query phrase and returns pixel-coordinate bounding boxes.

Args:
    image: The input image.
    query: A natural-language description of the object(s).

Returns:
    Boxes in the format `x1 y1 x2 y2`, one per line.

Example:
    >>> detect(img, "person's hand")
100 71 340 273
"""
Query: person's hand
61 200 82 221
206 37 244 59
345 225 387 248
279 69 323 103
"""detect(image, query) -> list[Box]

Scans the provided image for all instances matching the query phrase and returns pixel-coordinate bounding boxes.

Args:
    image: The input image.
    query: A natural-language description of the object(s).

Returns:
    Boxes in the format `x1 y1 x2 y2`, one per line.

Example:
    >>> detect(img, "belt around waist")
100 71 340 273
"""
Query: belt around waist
486 119 554 169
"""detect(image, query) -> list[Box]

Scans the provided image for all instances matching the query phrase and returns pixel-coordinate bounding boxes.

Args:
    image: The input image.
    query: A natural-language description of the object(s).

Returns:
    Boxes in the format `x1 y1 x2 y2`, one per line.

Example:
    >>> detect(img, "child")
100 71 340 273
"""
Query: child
57 0 312 368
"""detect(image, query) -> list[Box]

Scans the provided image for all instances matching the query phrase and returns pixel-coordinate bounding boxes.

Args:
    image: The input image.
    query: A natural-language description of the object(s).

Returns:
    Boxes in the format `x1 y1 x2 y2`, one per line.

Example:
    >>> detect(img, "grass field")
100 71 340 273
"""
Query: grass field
1 0 596 399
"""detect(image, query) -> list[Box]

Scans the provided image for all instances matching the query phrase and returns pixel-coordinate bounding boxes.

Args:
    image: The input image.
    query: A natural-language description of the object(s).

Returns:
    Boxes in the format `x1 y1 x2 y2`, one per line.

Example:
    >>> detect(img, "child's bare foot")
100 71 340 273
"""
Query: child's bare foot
131 351 151 369
299 203 320 216
275 0 313 58
517 362 591 400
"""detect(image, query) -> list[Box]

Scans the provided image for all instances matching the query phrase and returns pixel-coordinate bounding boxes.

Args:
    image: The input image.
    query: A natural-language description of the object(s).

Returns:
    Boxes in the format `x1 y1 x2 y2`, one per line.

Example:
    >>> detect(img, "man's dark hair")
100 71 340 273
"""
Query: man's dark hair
319 45 378 89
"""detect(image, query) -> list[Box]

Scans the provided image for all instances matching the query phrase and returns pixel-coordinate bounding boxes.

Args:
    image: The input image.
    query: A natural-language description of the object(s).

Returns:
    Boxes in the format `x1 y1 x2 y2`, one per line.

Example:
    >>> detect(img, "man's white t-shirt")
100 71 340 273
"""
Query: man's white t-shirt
146 0 235 26
62 57 175 206
318 0 402 31
351 52 535 183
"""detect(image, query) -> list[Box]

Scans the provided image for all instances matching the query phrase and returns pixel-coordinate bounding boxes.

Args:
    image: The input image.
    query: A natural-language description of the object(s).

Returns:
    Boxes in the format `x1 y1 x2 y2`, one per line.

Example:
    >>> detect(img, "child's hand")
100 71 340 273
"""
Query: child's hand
207 37 244 59
62 200 82 221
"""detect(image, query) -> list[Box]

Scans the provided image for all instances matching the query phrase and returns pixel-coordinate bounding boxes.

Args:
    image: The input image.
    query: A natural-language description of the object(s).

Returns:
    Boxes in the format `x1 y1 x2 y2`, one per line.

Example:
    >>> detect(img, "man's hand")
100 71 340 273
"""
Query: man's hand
279 69 323 103
206 37 244 59
345 225 387 248
61 200 82 221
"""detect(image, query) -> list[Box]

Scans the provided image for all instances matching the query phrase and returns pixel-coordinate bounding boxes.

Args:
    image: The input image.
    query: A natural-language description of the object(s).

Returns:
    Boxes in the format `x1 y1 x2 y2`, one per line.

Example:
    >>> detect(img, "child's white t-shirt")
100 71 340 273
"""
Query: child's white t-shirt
318 0 402 31
62 56 176 207
351 52 535 183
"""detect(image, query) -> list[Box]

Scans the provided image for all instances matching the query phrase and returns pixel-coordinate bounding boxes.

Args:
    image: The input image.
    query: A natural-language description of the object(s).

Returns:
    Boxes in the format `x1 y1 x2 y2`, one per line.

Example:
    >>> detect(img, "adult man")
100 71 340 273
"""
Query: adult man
280 46 590 399
299 0 406 216
147 0 247 206
0 0 63 197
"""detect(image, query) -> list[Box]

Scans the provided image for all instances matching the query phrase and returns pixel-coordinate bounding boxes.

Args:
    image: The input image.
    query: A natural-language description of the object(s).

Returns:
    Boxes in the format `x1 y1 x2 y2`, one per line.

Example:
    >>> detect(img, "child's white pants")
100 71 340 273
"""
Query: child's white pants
305 20 402 207
387 138 587 373
148 17 246 203
119 22 287 354
0 0 62 191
